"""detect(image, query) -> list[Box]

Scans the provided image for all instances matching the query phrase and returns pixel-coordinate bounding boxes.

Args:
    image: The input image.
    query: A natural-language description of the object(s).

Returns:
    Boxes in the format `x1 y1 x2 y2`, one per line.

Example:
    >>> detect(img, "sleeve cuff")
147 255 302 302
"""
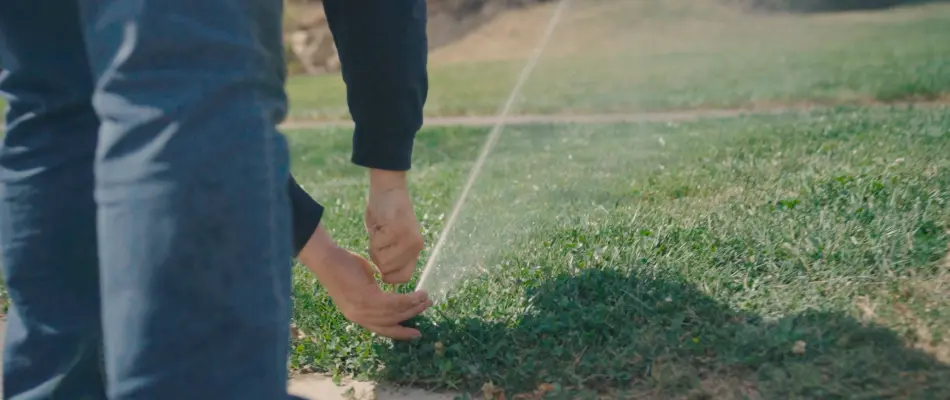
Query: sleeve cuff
350 127 416 171
288 176 324 255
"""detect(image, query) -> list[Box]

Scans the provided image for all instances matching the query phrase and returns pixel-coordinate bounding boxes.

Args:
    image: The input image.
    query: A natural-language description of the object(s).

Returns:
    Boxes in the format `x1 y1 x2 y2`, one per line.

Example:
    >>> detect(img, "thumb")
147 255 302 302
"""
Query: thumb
348 250 378 281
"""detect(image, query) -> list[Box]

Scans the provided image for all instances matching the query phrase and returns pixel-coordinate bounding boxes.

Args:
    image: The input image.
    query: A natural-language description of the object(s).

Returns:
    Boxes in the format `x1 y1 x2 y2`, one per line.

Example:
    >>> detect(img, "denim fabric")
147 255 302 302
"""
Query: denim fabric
0 1 303 399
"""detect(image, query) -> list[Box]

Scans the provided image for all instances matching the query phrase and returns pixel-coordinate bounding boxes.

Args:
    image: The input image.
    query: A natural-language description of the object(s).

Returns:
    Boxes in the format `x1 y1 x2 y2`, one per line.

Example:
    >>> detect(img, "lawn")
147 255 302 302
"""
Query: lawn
286 1 950 121
1 1 949 399
287 106 950 398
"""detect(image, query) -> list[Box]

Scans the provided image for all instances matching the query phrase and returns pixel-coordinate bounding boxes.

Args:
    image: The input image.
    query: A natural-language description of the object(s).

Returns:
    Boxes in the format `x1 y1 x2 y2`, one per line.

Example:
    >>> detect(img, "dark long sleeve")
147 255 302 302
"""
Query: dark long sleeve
323 0 428 171
288 176 324 255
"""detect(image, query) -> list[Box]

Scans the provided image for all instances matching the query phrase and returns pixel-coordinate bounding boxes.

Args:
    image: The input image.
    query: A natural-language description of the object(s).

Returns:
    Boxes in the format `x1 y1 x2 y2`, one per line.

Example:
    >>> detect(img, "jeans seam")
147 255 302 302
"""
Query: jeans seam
252 81 285 315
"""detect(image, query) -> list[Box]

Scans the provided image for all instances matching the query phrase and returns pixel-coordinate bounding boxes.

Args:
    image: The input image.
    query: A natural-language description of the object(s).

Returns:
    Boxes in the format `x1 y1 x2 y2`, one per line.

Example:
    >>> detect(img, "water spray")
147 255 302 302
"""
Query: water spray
415 0 573 295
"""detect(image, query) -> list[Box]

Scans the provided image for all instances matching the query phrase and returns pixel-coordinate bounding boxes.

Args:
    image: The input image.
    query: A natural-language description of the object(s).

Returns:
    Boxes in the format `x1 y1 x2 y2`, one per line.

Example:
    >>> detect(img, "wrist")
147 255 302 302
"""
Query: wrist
369 169 407 192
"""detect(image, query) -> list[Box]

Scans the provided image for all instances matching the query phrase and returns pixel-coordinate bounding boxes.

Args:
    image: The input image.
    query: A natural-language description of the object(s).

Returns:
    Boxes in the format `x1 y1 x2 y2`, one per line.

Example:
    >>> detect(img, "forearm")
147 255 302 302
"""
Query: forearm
323 0 428 171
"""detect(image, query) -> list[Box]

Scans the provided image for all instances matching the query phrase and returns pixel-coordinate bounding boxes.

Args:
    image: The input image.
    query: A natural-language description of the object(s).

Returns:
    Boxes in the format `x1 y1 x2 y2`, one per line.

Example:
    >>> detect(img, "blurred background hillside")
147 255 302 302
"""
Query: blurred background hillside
282 0 945 75
283 0 555 75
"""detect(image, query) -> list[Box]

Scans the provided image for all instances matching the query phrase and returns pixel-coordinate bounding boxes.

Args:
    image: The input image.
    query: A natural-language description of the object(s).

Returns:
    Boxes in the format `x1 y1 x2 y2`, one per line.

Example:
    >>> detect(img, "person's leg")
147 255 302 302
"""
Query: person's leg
0 2 106 399
77 0 296 398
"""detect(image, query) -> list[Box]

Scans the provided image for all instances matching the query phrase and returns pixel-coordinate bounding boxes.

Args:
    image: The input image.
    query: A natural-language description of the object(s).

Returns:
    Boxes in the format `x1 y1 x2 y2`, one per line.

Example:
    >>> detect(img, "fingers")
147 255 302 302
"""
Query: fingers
367 226 398 251
361 298 431 331
379 258 418 284
367 325 423 341
360 291 430 324
378 290 429 317
367 244 390 275
389 296 432 323
347 291 431 340
371 230 423 284
367 227 397 272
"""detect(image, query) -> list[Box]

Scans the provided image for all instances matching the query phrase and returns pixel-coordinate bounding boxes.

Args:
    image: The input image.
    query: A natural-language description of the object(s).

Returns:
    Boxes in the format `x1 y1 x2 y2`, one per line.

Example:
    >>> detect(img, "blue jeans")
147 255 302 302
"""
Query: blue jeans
0 1 302 399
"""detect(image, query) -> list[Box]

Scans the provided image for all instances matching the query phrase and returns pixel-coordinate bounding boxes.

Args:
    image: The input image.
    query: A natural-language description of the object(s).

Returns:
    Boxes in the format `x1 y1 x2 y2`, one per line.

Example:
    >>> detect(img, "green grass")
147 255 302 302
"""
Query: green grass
287 1 950 120
287 106 950 398
2 2 949 398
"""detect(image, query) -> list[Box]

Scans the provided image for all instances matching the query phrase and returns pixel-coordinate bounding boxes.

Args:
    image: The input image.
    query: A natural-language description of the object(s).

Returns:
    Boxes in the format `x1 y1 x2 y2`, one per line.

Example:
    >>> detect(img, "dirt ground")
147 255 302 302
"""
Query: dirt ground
289 375 456 400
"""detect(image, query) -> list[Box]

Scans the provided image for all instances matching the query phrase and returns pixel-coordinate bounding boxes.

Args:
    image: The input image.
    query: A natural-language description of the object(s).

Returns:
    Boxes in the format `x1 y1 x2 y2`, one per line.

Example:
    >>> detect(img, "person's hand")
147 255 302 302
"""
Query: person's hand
298 224 431 340
364 169 424 284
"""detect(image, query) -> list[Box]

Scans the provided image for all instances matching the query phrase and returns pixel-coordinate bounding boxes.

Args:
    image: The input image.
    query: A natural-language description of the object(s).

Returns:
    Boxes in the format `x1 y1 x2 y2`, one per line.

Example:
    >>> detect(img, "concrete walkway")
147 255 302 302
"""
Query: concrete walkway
278 100 950 130
280 106 805 130
289 375 456 400
3 101 948 133
0 320 457 400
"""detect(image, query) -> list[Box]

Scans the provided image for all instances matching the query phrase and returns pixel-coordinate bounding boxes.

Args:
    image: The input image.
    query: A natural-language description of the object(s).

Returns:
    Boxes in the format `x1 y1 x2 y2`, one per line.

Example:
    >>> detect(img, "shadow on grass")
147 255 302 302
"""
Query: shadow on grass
378 268 950 399
741 0 950 14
